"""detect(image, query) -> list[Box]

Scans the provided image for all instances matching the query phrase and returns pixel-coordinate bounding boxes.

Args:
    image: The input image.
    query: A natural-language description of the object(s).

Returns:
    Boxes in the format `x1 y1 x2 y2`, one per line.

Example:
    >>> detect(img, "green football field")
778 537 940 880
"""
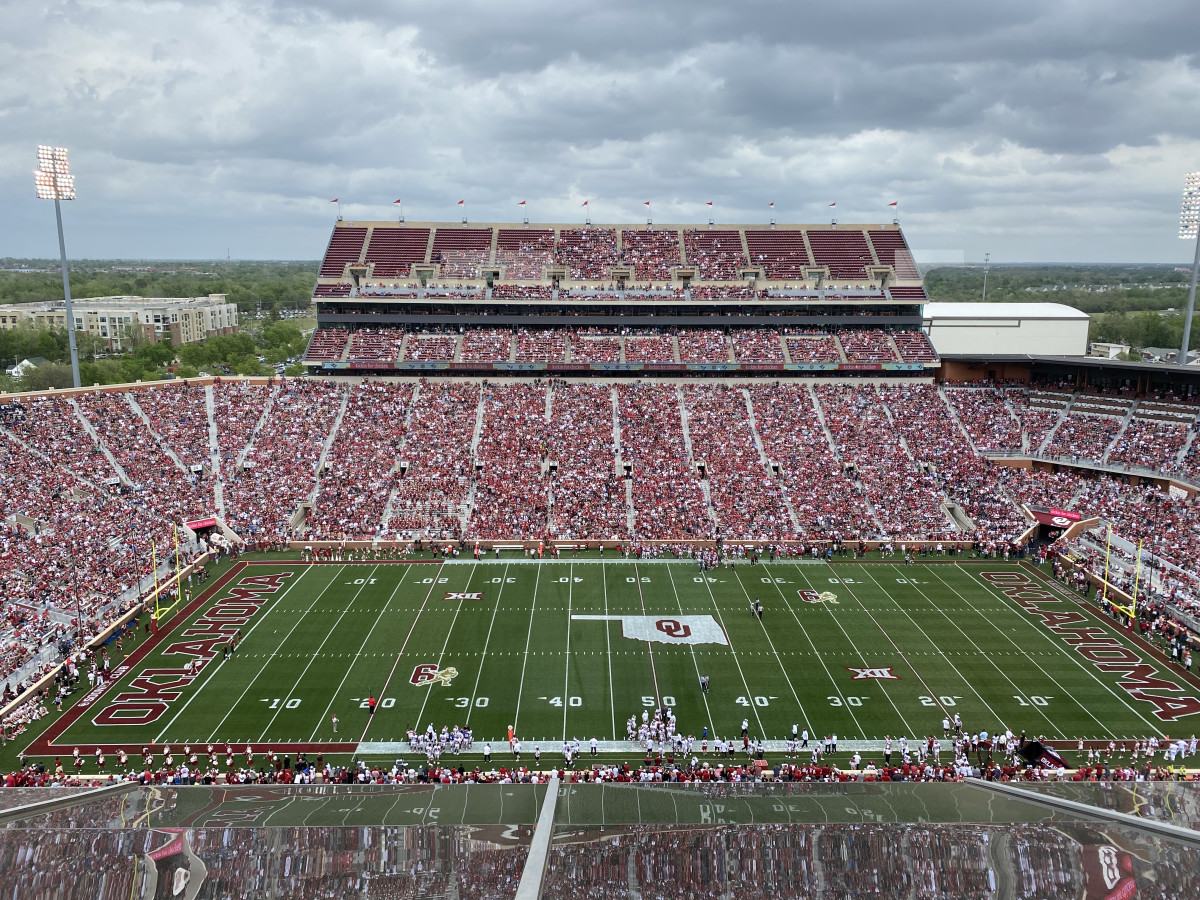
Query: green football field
23 555 1200 764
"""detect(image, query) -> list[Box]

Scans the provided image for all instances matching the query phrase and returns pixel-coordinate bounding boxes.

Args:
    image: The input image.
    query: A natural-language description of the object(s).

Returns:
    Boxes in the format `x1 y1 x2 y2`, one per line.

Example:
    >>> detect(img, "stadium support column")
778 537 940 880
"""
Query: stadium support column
1178 172 1200 366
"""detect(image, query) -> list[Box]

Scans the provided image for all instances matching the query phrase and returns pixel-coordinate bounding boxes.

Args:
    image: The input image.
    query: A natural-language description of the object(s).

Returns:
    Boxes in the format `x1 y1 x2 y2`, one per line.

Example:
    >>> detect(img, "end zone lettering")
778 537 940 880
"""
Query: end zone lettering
92 571 292 728
983 570 1200 722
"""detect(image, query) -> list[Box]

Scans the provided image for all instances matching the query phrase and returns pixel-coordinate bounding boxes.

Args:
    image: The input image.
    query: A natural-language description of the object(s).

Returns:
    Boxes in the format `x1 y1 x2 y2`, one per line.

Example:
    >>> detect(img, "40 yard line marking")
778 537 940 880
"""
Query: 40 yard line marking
308 563 416 741
511 560 544 734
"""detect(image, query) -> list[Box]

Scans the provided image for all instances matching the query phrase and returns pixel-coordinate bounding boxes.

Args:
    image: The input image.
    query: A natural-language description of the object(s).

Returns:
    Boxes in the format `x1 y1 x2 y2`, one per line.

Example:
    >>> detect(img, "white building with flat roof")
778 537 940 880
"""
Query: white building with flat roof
0 294 238 350
923 302 1089 357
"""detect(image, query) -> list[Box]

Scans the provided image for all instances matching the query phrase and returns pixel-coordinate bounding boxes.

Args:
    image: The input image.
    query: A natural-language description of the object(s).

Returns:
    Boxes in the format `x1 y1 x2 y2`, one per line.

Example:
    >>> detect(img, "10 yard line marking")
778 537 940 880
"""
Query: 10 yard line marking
154 565 314 744
308 563 415 741
257 565 383 741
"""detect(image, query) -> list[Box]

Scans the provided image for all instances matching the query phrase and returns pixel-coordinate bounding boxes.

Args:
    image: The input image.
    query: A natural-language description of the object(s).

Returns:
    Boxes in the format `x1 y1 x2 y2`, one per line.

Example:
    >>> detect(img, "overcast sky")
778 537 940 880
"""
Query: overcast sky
2 0 1198 264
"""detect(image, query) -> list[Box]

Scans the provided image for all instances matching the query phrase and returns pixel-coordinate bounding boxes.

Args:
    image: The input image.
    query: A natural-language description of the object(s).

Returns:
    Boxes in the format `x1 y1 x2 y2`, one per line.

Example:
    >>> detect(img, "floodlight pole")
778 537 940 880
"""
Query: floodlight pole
53 195 81 388
982 252 991 303
1178 228 1200 366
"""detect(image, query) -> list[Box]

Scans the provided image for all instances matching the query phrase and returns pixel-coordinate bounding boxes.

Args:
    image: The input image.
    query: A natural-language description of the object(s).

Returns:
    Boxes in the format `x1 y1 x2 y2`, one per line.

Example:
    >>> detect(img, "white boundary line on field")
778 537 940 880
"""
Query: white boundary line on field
204 564 344 743
695 568 766 737
410 564 475 734
465 564 511 726
948 563 1171 736
308 563 416 741
849 564 1021 732
511 559 544 734
256 565 383 741
154 565 316 743
665 565 719 739
729 568 814 734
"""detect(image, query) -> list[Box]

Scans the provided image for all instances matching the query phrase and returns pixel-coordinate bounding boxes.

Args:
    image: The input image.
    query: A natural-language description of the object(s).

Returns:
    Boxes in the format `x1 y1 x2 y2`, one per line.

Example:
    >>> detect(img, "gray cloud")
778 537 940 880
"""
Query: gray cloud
0 0 1197 262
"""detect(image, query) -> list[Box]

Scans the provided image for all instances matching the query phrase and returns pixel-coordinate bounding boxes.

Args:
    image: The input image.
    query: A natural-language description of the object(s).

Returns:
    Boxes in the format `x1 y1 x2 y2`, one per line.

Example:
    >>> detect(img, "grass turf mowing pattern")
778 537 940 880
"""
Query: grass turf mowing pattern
27 558 1200 760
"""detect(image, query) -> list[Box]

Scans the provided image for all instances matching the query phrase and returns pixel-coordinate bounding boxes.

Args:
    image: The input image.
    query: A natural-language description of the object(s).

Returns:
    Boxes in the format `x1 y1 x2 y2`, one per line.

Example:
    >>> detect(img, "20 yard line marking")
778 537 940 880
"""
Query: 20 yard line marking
360 561 448 744
257 565 384 741
309 563 415 741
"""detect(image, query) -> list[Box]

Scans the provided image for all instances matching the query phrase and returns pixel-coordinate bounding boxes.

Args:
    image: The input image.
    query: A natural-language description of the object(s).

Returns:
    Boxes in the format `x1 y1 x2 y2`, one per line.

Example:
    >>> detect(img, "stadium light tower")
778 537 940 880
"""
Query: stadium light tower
1177 173 1200 366
981 252 991 303
34 146 81 388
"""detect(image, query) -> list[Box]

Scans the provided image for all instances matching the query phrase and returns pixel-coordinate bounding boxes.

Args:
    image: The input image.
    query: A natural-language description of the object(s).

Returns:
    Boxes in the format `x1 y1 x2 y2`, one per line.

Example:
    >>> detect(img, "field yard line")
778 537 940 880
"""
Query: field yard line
950 563 1169 735
696 568 766 737
790 566 921 737
602 561 615 740
892 563 1102 735
154 565 314 744
465 564 511 725
257 565 383 741
664 565 718 738
205 564 343 742
853 565 1026 731
562 562 573 738
308 563 416 740
632 562 662 707
758 564 868 735
729 568 813 733
511 560 545 734
410 565 474 734
361 561 448 744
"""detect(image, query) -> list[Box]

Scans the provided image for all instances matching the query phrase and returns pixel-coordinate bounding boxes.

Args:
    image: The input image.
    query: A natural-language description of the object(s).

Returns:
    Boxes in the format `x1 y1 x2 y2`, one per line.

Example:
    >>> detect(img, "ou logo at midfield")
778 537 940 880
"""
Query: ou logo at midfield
655 619 693 639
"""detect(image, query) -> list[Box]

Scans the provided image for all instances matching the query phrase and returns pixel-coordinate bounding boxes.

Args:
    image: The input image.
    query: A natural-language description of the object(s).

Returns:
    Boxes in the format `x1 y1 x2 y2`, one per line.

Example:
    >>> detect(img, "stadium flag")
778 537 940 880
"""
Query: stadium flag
768 201 775 208
457 199 465 205
581 200 589 207
517 200 526 206
393 199 402 204
330 198 339 203
644 200 651 206
888 201 898 207
829 201 837 207
705 201 713 207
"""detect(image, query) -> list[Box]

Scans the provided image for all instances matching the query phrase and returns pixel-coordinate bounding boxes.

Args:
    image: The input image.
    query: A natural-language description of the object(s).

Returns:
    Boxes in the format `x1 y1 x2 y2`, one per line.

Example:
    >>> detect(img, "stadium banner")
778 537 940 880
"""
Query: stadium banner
320 362 351 370
740 363 786 372
840 363 884 371
589 363 643 371
350 361 391 371
492 363 545 372
395 361 451 371
184 518 217 531
881 363 927 371
1029 507 1082 527
683 363 733 372
571 614 729 646
653 363 687 372
784 363 838 372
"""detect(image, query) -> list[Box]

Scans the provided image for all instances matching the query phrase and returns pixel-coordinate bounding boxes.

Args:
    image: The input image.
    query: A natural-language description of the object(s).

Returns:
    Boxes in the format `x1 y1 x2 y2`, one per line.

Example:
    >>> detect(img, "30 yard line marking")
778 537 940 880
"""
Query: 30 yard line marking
152 564 316 744
257 565 383 741
465 564 510 725
309 563 415 741
792 565 920 737
951 563 1172 735
760 566 868 735
410 564 475 733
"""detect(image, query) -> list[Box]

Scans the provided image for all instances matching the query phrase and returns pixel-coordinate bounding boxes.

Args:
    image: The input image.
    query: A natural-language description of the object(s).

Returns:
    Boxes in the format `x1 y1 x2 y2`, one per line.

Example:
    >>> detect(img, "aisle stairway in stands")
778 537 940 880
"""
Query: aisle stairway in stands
236 385 280 469
125 394 192 476
70 398 129 486
311 386 351 502
611 386 636 537
741 386 802 531
675 385 719 533
379 382 422 537
205 385 225 517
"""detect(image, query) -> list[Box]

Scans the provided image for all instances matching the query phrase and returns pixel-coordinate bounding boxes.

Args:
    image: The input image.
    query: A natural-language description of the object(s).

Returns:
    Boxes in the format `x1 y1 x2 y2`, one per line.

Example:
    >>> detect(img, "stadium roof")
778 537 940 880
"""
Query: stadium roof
924 301 1089 320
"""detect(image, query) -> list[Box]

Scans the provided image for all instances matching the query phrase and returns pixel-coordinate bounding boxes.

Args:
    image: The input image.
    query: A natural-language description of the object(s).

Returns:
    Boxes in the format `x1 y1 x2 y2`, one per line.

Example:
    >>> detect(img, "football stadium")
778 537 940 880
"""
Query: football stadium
5 213 1200 896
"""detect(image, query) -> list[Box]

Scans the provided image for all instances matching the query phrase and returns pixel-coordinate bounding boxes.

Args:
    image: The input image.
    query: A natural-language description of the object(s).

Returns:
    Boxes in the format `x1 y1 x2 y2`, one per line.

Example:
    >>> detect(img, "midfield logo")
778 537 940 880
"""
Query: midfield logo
846 666 898 680
411 664 459 686
798 589 840 604
444 591 483 601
